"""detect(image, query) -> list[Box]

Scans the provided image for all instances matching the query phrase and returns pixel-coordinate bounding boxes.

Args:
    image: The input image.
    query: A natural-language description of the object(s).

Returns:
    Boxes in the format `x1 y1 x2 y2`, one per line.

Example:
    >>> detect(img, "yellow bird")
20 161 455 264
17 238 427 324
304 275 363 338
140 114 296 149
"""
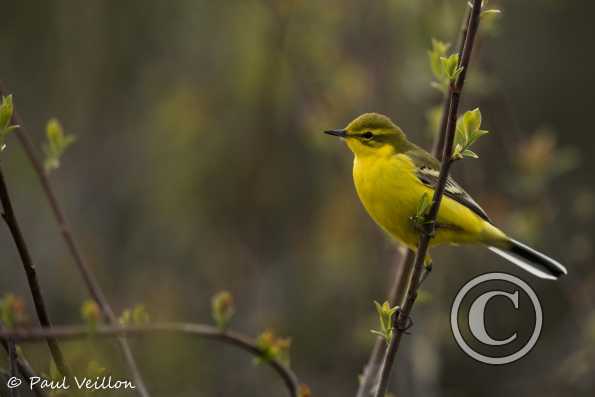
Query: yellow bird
324 113 567 280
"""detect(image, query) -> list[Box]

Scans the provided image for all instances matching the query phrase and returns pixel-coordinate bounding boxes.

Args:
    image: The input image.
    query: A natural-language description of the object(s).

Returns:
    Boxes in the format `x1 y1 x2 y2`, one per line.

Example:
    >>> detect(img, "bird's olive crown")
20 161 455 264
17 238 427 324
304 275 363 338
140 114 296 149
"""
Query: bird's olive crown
345 113 407 145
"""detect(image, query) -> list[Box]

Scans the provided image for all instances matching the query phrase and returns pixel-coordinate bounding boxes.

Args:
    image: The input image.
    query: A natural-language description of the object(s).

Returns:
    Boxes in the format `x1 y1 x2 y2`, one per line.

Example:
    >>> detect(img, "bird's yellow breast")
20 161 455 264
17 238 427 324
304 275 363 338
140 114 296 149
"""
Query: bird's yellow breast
352 153 493 249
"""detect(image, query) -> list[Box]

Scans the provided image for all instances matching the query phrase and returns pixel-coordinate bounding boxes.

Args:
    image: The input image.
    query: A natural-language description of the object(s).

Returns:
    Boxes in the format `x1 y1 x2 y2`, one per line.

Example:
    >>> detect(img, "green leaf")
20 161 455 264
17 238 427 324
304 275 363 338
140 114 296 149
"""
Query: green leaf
453 108 490 161
371 300 400 345
454 119 467 145
374 300 384 316
463 149 479 158
440 53 464 82
482 9 502 17
370 330 386 338
468 129 489 145
0 95 14 129
462 108 482 135
43 118 76 172
411 192 433 228
0 95 19 152
119 304 150 326
47 118 63 144
255 329 291 365
431 38 450 55
211 291 235 330
81 300 101 333
416 192 431 218
452 144 464 160
428 39 451 81
131 305 150 325
0 294 26 328
440 54 456 80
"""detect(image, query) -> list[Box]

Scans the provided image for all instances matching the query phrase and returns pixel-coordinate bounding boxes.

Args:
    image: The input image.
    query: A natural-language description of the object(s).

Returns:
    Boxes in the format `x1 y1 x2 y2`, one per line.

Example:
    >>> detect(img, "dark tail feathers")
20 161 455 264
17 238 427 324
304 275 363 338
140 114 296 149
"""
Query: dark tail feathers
488 239 567 280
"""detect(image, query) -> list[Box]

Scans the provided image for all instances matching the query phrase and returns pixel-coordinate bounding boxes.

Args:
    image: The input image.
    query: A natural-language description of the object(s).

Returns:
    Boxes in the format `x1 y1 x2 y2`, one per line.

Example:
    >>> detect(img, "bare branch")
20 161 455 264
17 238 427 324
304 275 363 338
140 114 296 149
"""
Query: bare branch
1 320 47 397
7 337 18 397
0 167 72 379
373 1 484 396
356 250 414 397
0 82 151 397
0 323 301 397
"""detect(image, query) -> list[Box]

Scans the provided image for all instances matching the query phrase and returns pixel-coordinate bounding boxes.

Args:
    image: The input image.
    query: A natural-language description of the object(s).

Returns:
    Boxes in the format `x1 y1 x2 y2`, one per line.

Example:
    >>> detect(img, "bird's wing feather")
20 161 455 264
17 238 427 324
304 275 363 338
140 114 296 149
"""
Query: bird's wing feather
405 148 492 223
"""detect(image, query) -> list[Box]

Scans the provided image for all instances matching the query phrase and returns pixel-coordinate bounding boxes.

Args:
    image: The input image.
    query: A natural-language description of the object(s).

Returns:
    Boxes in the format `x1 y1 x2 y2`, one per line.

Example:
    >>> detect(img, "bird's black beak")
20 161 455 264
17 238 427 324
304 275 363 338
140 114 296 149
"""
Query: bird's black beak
324 129 347 137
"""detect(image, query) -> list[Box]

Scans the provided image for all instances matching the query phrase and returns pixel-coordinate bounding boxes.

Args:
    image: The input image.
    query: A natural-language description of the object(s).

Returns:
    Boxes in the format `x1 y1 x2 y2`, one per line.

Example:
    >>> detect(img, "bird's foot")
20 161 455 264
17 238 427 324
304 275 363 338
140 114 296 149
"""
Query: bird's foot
410 216 437 237
424 220 437 238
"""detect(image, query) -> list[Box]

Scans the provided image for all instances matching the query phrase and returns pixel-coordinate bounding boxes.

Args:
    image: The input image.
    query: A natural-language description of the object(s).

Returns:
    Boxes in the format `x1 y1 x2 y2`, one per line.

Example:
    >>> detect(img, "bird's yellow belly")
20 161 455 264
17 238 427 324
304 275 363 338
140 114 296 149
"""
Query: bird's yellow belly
353 154 487 249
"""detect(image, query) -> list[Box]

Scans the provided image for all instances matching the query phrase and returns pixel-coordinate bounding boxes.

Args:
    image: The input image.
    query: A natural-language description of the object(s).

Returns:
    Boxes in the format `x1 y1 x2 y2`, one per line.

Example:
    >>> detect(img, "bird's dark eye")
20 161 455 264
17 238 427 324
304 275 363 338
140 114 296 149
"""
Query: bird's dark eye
362 131 374 139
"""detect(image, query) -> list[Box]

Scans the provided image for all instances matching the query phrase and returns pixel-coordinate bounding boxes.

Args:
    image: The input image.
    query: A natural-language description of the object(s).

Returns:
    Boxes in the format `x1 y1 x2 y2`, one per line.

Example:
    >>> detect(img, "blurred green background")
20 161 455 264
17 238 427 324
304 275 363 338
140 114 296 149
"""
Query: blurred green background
0 0 593 396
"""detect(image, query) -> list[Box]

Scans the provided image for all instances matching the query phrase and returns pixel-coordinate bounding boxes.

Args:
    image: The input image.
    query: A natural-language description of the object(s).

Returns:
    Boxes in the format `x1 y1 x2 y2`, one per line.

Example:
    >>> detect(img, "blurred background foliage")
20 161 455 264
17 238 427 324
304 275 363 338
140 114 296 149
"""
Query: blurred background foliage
0 0 593 396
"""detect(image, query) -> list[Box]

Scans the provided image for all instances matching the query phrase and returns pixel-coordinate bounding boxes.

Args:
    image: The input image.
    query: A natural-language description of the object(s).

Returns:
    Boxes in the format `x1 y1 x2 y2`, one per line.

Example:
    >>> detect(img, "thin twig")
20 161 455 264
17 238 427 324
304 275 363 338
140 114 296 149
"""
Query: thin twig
356 250 414 397
0 166 72 379
1 322 48 397
433 7 472 159
373 1 483 396
7 338 18 397
0 322 301 397
0 82 151 397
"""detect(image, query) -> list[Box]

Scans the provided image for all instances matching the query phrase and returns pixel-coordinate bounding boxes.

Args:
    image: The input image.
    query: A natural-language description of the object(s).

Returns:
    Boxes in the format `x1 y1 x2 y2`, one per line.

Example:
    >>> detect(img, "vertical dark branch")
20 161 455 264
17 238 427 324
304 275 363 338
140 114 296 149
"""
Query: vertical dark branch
0 167 72 379
373 1 483 396
357 5 476 397
0 82 151 397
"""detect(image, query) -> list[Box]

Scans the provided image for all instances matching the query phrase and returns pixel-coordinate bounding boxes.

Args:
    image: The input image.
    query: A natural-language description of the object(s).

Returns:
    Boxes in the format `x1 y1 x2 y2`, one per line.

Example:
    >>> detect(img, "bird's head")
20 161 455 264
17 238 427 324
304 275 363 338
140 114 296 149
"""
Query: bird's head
324 113 409 157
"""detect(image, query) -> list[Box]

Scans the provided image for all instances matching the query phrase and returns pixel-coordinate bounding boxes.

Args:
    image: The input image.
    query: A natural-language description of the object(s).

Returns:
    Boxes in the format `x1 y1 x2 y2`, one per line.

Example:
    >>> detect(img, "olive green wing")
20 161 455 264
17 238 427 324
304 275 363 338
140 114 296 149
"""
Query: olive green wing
405 147 492 223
